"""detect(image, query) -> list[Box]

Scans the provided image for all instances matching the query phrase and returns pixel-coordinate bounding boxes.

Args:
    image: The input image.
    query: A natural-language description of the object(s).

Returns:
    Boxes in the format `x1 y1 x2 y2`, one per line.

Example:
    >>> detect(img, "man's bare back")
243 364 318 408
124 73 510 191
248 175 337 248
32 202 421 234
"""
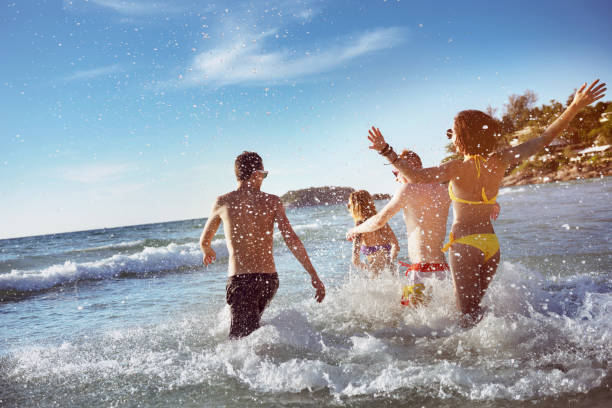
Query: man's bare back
399 183 450 264
213 189 280 276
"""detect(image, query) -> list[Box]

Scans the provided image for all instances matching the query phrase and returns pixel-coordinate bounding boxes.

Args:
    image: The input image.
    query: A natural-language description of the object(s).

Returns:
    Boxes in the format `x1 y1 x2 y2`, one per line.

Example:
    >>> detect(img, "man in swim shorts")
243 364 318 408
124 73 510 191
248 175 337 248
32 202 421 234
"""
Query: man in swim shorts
347 149 500 306
200 151 325 339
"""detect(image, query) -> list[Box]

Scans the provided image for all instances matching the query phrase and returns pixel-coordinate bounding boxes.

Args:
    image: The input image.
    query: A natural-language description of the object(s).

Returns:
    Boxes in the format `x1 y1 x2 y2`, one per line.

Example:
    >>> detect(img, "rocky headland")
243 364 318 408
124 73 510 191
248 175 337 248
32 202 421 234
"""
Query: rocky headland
281 186 391 208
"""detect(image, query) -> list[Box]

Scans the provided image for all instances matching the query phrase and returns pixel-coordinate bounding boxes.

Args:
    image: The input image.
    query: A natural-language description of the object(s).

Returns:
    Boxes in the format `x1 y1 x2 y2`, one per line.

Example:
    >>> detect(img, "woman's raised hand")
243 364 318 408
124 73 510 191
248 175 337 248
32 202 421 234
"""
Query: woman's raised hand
570 79 606 110
367 126 387 152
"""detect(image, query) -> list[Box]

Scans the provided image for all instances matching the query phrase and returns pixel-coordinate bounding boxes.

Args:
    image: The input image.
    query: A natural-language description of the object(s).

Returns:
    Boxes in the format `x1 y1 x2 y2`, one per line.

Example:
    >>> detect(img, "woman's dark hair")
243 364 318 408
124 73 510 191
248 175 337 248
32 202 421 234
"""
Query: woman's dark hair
453 110 501 155
234 151 263 181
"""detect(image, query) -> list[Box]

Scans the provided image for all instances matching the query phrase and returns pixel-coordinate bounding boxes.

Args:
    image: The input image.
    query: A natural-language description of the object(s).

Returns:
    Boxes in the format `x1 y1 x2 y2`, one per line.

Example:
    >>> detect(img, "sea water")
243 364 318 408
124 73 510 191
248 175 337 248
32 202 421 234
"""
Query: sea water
1 178 611 407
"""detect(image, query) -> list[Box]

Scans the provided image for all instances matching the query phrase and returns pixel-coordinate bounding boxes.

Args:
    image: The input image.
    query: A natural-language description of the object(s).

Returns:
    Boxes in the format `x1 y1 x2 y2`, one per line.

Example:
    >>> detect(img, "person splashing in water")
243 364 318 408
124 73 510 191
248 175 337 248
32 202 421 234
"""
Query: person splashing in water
347 190 399 277
347 149 499 307
367 79 606 326
200 151 325 339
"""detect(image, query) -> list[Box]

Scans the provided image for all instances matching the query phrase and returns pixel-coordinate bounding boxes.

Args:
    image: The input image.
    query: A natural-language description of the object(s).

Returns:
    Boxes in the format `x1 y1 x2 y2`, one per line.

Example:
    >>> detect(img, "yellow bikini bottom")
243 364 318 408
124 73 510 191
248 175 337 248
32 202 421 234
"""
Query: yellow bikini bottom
441 232 500 262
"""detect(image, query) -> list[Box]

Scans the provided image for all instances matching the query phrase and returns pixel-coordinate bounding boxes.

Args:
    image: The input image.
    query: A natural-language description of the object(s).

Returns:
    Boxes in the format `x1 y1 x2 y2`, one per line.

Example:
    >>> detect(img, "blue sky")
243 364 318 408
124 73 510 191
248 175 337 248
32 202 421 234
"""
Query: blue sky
1 0 611 239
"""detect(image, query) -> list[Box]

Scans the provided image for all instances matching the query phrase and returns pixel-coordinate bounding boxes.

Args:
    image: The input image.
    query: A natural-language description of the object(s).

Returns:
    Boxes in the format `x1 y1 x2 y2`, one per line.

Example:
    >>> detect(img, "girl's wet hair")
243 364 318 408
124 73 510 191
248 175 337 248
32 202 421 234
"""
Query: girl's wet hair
453 110 501 156
348 190 377 222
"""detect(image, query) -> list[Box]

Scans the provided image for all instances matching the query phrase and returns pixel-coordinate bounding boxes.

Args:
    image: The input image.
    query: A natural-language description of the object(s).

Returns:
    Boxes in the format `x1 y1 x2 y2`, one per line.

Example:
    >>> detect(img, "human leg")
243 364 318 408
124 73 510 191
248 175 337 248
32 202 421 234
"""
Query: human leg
448 243 487 323
478 250 500 299
226 274 278 339
226 276 259 338
256 274 279 318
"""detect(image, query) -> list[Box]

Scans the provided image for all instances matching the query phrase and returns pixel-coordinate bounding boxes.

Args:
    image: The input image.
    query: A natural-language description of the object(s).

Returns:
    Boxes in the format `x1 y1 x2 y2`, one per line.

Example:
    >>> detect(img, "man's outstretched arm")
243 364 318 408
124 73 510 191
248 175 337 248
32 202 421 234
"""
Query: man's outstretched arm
275 199 325 302
199 198 222 266
346 184 409 240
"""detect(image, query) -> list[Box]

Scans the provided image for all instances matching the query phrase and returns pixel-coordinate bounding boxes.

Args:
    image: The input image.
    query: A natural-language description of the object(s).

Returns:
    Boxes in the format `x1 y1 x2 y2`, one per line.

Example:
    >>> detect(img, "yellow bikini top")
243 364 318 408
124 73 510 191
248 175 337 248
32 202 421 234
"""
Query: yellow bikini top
448 155 497 205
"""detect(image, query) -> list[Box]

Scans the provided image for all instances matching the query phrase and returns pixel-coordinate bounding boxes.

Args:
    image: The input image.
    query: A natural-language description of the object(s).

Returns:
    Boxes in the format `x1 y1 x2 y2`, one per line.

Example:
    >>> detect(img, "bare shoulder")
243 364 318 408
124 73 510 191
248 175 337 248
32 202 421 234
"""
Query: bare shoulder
260 191 281 201
257 191 281 208
256 192 283 215
394 182 421 197
489 151 511 166
491 154 509 169
215 192 234 206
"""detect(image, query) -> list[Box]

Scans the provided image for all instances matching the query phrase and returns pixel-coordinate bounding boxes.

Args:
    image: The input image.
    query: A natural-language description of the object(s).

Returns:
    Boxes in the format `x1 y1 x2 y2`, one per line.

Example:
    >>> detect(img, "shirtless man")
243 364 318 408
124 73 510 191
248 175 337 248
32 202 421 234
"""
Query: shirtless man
200 151 325 338
346 149 499 306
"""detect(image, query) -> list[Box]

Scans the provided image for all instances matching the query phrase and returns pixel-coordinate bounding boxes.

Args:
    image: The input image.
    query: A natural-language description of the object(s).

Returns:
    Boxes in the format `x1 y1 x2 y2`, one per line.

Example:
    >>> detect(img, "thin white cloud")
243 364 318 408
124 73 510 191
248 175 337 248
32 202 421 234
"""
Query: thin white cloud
179 26 408 87
65 64 123 81
76 0 184 15
61 163 135 184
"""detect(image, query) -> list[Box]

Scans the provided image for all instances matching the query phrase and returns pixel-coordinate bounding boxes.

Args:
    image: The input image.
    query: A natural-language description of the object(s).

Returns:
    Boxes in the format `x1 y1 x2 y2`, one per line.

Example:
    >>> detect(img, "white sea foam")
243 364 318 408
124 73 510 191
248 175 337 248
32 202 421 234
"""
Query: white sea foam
79 239 146 252
497 186 527 196
6 261 610 402
0 239 228 293
272 222 321 239
293 222 320 231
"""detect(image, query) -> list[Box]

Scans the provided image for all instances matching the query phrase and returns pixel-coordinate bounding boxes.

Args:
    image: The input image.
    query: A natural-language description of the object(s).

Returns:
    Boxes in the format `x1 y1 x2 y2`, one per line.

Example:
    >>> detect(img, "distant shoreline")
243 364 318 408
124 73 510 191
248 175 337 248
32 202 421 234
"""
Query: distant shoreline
280 186 390 208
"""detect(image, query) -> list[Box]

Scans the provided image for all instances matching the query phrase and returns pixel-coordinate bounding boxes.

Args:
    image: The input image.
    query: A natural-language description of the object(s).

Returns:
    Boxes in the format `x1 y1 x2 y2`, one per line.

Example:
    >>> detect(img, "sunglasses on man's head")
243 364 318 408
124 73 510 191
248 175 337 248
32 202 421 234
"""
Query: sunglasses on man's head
256 170 268 178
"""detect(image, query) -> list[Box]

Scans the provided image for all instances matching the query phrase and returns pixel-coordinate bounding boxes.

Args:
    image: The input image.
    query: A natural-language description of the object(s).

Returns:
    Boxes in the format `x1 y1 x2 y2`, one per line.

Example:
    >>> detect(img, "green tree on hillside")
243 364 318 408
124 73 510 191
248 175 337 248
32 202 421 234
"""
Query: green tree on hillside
501 90 537 134
441 90 610 163
588 103 612 146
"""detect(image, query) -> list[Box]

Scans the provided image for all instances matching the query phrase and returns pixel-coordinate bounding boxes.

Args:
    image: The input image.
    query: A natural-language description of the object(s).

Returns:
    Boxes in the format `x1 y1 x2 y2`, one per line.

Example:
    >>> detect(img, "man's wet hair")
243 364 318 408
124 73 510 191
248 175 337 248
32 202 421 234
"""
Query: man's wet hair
235 151 263 181
399 149 422 168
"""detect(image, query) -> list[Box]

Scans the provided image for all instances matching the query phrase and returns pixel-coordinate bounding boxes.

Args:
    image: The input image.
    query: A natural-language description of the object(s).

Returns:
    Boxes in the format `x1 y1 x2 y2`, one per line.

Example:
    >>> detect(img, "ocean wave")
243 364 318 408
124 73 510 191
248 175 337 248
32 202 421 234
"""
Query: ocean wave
5 265 610 403
79 239 147 251
497 186 528 196
0 239 228 294
293 222 320 231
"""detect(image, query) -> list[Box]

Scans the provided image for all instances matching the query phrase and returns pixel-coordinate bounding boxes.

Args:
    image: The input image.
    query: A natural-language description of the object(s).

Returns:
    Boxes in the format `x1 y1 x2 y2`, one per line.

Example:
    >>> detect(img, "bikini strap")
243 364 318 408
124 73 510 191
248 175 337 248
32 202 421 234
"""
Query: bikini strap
466 154 485 178
441 232 455 253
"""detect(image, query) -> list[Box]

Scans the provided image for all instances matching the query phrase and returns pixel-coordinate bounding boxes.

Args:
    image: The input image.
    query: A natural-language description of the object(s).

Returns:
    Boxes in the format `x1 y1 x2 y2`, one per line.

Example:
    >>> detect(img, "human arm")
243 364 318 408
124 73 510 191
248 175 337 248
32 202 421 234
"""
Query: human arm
367 126 458 183
351 235 367 270
498 80 606 166
385 224 400 262
490 202 500 220
346 184 409 240
275 199 325 302
347 184 416 240
199 198 222 266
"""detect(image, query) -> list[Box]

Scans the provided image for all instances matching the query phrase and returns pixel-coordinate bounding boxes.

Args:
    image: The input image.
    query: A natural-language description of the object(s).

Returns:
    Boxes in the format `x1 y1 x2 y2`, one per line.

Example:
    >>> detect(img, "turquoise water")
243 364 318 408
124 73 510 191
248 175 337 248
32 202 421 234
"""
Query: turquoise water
1 178 611 407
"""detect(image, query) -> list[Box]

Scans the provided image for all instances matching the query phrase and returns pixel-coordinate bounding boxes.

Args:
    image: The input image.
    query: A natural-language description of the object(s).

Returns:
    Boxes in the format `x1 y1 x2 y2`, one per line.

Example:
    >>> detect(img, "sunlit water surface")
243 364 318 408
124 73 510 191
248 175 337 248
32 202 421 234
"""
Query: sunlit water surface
1 178 611 407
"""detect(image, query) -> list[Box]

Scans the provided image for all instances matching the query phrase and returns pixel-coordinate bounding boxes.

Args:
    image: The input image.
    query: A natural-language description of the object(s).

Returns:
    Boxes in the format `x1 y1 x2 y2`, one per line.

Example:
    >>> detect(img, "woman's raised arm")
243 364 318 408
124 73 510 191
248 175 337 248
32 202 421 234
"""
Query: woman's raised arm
497 79 606 166
368 126 458 183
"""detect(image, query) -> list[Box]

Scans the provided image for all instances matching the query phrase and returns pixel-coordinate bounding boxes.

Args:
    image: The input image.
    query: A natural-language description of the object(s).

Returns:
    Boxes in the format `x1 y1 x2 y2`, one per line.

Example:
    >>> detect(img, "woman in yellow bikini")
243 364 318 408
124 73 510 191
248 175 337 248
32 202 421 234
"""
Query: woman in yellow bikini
367 79 606 326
